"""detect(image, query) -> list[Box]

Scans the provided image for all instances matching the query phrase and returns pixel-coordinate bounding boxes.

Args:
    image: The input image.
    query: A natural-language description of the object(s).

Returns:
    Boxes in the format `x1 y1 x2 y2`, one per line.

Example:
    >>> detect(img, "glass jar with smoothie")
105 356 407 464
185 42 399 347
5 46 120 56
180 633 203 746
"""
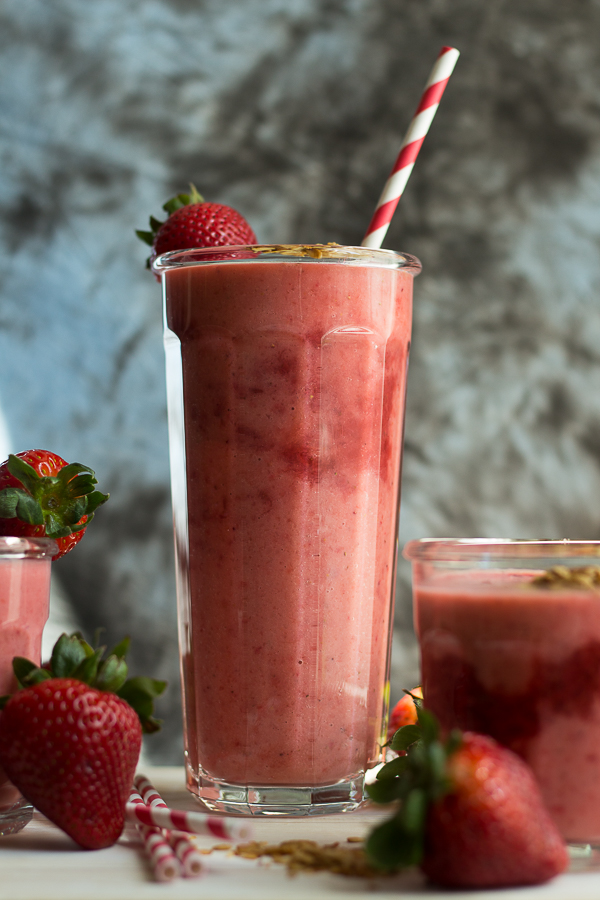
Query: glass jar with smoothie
0 536 55 834
405 538 600 845
156 244 421 815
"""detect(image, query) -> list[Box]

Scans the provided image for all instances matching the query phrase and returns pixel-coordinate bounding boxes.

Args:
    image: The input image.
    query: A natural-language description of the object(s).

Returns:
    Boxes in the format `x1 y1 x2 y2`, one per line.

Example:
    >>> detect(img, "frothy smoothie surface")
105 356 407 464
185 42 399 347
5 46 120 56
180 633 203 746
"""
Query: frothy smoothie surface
416 569 600 842
165 257 413 789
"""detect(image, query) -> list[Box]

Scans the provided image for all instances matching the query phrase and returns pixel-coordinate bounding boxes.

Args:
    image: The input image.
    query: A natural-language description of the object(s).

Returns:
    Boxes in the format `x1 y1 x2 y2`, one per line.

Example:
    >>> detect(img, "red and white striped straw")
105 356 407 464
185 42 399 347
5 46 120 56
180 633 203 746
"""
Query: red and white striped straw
361 46 460 249
168 831 204 877
129 788 181 882
129 787 145 806
134 774 204 878
134 773 169 809
138 826 182 882
125 795 251 841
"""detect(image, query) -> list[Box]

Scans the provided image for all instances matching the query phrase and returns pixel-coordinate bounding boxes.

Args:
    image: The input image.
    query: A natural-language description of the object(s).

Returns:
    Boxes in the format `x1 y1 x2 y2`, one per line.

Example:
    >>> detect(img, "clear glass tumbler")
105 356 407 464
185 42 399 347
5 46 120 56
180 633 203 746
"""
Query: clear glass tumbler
157 244 420 815
405 538 600 844
0 536 54 834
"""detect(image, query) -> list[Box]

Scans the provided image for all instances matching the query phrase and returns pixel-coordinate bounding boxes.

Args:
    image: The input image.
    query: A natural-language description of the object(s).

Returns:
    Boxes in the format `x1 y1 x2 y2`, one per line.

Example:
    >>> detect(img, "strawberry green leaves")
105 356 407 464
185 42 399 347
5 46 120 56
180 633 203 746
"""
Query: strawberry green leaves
365 706 461 872
390 724 421 753
0 632 166 733
51 632 94 677
117 677 166 734
0 454 108 539
162 184 204 215
367 816 422 870
11 656 52 689
0 487 43 524
136 185 205 259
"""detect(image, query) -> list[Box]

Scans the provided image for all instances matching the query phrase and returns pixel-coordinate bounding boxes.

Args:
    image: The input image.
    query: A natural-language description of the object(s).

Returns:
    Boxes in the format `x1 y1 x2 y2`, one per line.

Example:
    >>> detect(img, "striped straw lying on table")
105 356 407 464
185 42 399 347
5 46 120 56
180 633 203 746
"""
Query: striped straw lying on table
133 774 203 878
129 787 182 883
127 773 252 882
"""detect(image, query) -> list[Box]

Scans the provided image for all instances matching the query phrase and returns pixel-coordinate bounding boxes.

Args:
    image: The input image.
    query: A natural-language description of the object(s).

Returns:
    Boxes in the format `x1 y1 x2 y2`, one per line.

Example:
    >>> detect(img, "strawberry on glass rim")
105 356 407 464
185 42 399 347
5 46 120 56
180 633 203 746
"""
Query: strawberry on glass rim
136 184 257 277
0 450 109 560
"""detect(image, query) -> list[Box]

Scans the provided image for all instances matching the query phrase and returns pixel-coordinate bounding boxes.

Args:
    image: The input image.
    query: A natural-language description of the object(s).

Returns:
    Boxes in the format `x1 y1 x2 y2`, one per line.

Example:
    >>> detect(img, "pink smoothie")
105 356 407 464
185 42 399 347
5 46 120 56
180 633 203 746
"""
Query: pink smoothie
415 569 600 842
0 553 52 808
164 251 416 789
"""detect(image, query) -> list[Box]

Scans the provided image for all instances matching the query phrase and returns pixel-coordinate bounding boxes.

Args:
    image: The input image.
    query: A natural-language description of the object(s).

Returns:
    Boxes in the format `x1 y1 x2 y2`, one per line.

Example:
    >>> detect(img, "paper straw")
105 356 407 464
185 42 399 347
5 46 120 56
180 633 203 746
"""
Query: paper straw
134 774 204 877
134 773 169 809
129 787 145 805
128 788 181 882
125 798 252 841
168 831 205 877
361 46 460 249
138 825 182 882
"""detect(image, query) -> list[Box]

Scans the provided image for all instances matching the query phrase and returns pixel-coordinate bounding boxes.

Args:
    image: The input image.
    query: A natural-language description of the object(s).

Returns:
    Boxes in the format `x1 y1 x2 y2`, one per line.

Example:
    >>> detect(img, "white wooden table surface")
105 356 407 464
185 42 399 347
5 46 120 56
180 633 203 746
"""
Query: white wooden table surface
1 766 600 900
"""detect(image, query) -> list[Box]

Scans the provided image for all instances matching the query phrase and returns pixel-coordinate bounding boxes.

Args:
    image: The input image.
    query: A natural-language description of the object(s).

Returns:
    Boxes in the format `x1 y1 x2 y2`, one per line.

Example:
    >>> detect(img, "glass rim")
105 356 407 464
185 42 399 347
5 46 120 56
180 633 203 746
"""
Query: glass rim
402 538 600 561
152 243 422 274
0 536 57 559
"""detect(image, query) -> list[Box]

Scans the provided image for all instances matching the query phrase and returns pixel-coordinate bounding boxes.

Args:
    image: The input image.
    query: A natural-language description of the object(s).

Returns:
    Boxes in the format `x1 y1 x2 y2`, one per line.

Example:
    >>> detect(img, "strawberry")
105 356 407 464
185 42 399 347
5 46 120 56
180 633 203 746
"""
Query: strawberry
387 687 422 741
0 633 165 849
366 708 568 888
0 450 108 560
136 184 257 276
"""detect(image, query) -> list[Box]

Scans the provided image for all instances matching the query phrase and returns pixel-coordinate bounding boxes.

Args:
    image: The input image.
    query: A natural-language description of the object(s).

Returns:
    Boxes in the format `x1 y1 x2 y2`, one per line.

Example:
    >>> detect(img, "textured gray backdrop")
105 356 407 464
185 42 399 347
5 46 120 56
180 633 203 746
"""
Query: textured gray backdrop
1 0 600 761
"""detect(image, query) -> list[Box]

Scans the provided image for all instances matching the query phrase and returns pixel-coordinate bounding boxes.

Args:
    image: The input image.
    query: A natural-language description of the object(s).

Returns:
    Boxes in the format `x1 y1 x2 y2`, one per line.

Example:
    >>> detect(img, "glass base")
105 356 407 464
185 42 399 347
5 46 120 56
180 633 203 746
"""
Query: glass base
567 844 600 872
0 797 33 836
187 770 366 816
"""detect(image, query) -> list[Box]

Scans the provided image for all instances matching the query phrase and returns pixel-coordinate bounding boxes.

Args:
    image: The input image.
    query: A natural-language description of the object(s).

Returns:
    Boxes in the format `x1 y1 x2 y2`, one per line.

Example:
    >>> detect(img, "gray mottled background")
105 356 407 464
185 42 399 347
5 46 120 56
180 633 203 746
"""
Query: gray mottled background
2 0 600 761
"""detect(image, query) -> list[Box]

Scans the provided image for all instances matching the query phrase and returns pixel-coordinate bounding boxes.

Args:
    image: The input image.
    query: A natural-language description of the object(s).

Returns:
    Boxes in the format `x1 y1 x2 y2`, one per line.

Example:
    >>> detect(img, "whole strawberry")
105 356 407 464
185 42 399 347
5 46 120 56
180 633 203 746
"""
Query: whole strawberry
137 184 257 276
387 687 422 742
367 709 568 888
0 450 108 560
0 633 165 849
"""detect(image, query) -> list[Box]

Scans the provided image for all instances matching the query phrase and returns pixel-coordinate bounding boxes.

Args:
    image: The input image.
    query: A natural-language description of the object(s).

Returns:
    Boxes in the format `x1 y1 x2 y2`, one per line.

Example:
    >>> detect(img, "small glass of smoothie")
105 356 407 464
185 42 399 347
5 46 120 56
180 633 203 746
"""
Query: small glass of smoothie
0 536 55 834
156 244 421 815
404 537 600 845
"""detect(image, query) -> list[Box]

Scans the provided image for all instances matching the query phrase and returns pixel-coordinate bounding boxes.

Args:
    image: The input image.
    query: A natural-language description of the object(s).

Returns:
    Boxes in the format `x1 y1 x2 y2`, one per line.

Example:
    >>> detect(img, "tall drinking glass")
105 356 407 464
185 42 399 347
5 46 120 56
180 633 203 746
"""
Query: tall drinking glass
0 536 55 834
157 245 420 815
